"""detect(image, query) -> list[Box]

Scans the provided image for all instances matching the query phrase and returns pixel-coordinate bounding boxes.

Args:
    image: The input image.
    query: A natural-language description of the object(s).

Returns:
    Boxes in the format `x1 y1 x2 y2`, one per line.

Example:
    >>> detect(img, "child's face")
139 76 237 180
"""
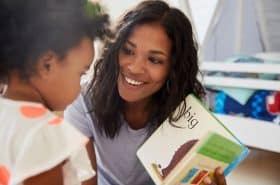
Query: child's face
32 37 94 110
117 22 171 105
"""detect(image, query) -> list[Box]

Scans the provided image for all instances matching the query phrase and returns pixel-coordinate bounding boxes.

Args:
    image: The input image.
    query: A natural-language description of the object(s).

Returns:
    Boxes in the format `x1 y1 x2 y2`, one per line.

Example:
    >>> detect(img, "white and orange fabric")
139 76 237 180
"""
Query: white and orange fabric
0 97 95 185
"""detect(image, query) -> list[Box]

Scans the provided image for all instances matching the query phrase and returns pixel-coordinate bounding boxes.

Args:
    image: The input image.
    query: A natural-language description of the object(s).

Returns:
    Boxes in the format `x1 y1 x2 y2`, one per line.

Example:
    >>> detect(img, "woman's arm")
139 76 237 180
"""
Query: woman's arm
64 95 97 184
82 139 97 185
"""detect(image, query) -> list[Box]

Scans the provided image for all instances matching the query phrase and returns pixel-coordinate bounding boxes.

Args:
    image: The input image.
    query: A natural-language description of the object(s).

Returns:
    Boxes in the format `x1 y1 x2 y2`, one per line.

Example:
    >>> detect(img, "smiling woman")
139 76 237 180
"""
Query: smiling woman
64 1 226 185
117 22 171 104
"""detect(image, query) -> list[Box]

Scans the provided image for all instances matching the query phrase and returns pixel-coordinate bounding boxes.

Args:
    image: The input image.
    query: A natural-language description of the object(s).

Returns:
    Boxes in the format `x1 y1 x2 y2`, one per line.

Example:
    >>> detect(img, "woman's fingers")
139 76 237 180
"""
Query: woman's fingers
203 176 216 185
214 167 227 185
202 167 227 185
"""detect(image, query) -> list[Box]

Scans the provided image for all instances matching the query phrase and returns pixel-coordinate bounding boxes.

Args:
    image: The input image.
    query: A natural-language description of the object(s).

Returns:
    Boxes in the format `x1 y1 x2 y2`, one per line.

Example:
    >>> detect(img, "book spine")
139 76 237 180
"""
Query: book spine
224 147 250 176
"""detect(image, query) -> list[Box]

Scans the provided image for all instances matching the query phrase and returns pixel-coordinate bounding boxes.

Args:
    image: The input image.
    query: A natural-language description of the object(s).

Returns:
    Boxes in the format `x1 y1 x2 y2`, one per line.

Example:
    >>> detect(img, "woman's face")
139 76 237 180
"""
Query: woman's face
117 22 171 105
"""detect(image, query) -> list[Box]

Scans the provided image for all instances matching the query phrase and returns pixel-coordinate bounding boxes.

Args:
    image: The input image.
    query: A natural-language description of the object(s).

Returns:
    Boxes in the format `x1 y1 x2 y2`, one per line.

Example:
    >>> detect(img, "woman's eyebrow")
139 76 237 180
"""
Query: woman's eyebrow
127 40 136 48
127 40 168 56
150 50 167 56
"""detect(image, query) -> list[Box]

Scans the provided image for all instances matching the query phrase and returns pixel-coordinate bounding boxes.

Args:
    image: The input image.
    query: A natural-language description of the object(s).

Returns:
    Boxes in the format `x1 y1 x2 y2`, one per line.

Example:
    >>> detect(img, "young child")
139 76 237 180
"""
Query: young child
65 1 227 185
0 0 109 184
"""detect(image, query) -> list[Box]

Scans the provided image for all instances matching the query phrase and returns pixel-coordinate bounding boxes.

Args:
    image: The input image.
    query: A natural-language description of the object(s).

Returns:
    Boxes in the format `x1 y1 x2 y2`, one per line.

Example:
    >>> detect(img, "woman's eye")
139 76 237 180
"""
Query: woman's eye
148 56 163 64
122 47 134 55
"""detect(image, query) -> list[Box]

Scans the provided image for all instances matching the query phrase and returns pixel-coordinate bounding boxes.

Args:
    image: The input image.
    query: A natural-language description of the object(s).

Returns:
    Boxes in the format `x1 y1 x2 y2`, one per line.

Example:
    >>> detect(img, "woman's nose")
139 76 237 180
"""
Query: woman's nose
127 56 145 74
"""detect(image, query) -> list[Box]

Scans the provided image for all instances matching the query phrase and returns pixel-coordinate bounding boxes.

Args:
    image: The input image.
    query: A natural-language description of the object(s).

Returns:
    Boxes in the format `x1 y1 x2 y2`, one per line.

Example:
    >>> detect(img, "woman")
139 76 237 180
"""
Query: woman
65 1 226 185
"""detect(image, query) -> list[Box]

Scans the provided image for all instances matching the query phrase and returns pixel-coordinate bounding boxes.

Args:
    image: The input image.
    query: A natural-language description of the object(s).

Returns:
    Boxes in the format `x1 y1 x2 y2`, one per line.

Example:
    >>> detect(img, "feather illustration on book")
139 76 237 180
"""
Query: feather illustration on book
151 139 198 179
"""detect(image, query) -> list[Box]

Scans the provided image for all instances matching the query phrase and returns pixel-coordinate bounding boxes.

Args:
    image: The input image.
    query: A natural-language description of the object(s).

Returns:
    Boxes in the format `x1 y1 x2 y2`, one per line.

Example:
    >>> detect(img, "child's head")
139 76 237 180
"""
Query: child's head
0 0 109 110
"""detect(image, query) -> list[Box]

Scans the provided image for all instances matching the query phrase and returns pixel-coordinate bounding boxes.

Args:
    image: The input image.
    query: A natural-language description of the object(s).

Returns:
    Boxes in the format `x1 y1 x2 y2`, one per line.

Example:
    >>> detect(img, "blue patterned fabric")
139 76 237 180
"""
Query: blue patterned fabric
213 90 276 122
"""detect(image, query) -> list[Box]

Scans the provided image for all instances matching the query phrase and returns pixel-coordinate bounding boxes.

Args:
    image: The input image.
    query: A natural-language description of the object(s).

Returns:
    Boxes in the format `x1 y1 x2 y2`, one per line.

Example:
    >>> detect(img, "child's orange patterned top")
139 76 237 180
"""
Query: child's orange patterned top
0 98 95 185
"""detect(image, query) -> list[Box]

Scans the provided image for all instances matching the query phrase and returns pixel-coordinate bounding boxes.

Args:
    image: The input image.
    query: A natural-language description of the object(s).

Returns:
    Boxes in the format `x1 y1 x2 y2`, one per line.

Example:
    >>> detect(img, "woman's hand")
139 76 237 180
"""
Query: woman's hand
202 167 227 185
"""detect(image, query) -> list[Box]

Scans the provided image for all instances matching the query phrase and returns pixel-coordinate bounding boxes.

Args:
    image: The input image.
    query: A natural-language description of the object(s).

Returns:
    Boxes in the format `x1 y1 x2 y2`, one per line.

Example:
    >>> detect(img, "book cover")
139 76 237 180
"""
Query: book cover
137 94 250 185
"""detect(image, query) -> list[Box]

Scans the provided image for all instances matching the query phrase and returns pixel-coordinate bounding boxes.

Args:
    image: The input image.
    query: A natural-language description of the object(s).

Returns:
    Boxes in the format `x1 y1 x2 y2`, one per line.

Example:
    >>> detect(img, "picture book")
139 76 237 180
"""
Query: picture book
137 94 250 185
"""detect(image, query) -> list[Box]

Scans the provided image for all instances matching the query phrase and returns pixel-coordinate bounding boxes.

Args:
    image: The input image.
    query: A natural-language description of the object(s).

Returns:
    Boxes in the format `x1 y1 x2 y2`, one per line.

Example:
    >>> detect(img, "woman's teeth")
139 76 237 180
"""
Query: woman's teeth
125 76 144 86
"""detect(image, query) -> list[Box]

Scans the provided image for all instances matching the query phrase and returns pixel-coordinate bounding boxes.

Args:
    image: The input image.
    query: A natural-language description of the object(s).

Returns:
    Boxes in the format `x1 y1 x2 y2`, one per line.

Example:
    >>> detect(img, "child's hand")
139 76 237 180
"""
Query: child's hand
202 167 227 185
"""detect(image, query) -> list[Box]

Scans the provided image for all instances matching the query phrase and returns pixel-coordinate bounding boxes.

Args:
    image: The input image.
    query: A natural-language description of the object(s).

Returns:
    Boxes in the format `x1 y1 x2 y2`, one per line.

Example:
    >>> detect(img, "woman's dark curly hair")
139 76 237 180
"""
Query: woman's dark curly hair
0 0 109 82
88 0 205 138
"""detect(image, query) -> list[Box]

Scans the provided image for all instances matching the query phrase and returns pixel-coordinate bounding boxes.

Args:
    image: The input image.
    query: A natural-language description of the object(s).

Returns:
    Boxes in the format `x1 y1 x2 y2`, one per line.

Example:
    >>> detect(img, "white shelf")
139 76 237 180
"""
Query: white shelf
204 76 280 91
215 114 280 153
200 62 280 74
202 59 280 154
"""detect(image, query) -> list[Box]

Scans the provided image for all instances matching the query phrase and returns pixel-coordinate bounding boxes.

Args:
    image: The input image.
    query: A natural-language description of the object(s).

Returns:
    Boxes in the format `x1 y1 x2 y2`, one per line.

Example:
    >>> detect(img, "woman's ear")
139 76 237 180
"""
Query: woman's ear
36 51 58 78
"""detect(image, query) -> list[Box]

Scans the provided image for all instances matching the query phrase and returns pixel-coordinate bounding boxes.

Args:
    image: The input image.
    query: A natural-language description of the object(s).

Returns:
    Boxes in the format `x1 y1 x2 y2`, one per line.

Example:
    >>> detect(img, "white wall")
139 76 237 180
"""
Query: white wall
100 0 184 22
192 0 263 60
100 0 143 21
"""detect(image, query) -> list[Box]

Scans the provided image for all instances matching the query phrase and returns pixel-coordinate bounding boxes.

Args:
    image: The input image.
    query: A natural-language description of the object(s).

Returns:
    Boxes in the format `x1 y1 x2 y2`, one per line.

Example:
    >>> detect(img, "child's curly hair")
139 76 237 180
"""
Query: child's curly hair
0 0 110 81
